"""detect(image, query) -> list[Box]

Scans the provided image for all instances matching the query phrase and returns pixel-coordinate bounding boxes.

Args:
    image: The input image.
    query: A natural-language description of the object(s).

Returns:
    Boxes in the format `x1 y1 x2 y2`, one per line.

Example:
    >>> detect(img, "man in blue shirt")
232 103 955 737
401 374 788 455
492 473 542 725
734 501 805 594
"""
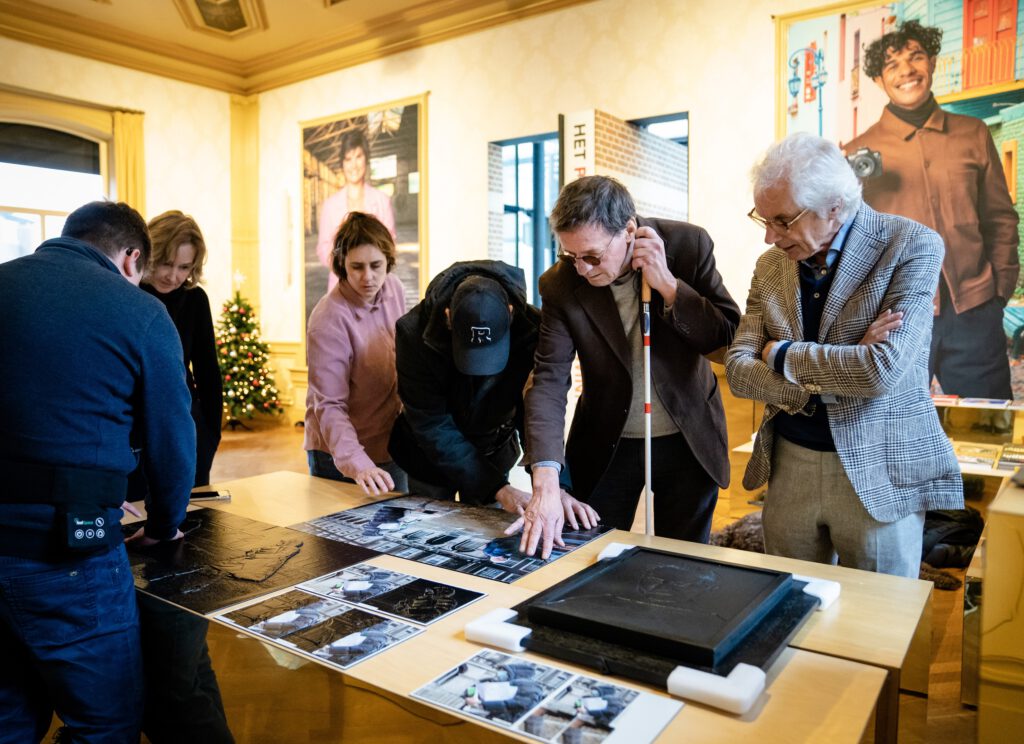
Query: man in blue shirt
0 201 195 742
725 133 962 578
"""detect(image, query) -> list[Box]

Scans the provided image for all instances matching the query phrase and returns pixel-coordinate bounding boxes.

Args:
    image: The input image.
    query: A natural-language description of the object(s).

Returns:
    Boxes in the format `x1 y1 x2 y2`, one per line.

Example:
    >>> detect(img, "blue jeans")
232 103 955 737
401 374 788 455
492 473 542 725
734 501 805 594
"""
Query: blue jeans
0 546 142 744
307 449 408 493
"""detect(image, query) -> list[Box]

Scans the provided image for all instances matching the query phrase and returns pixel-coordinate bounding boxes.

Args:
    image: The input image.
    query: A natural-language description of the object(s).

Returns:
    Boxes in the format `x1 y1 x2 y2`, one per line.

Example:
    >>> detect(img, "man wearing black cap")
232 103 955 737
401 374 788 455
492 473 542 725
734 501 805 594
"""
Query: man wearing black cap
389 260 584 517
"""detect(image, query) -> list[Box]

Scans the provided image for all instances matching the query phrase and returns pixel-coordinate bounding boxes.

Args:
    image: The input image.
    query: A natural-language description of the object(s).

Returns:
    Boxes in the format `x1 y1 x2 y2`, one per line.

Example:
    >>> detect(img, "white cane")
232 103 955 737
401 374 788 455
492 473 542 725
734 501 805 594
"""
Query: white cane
641 276 654 536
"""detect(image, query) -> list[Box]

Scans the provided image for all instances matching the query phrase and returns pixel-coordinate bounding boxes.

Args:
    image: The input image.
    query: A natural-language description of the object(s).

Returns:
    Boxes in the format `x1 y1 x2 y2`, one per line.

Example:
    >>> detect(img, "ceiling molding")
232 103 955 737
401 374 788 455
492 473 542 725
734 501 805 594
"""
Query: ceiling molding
0 0 593 95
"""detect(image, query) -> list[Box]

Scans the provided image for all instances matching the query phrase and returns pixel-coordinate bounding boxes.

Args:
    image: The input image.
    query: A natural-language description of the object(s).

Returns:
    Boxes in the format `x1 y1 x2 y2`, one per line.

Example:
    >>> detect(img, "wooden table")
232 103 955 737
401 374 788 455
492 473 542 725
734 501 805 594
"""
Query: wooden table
179 471 925 743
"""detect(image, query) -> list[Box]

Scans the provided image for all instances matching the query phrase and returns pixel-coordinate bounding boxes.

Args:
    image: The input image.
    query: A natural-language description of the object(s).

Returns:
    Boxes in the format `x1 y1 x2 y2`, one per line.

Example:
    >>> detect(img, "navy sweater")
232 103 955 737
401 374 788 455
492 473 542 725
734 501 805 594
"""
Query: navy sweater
0 238 195 558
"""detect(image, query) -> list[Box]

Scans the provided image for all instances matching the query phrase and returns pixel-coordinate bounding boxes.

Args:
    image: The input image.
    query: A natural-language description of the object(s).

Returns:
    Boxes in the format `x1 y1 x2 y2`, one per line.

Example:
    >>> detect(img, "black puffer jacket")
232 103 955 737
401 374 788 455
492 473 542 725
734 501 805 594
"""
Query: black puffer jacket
388 261 541 504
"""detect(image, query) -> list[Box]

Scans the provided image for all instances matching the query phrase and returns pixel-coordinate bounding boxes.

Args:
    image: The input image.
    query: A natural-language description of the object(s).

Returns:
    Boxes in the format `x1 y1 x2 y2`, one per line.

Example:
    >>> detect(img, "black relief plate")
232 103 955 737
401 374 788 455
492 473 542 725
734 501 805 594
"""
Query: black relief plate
123 508 378 615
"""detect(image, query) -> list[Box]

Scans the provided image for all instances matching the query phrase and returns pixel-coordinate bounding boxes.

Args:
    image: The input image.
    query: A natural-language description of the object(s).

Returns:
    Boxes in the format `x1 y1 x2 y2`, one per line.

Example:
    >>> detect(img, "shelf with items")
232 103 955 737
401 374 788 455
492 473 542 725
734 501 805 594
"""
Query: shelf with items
935 395 1024 478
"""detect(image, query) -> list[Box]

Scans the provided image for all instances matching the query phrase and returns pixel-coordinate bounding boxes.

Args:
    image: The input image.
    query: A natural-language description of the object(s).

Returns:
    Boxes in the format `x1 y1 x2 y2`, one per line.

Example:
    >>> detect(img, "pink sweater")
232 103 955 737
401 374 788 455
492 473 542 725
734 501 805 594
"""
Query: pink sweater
304 272 406 475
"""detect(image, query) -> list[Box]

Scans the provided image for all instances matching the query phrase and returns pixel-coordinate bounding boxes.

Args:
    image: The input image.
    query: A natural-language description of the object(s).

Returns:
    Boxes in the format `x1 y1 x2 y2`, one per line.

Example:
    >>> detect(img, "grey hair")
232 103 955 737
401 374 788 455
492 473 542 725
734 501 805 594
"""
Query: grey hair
751 132 862 222
550 175 635 234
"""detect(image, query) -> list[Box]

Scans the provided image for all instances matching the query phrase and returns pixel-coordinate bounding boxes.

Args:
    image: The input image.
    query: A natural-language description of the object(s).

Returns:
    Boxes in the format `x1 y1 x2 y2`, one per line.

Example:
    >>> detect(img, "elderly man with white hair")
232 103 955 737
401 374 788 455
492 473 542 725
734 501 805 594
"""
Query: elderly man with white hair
725 132 962 578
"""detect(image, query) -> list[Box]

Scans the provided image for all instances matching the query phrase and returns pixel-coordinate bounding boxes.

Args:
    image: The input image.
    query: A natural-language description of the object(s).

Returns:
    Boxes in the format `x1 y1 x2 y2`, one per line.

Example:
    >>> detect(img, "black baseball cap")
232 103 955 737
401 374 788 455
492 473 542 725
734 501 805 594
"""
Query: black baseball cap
449 276 511 376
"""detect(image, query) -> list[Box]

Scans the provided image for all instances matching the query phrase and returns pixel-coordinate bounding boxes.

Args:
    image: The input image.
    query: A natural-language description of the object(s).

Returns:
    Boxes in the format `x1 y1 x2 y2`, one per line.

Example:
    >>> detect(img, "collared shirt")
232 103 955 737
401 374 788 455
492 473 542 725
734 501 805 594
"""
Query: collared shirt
846 106 1019 313
768 216 853 393
767 217 853 452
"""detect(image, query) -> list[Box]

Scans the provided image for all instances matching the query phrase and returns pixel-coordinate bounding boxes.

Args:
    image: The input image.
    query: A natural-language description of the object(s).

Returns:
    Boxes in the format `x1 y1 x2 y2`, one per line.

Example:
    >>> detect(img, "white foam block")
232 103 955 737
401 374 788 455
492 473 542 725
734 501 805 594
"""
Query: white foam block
464 607 532 652
792 574 841 611
666 662 765 714
596 542 633 561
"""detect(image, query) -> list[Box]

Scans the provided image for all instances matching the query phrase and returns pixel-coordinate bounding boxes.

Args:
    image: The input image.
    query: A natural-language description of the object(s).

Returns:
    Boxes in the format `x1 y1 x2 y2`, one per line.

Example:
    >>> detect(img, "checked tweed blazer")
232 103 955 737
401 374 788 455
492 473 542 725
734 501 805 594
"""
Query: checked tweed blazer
724 204 962 523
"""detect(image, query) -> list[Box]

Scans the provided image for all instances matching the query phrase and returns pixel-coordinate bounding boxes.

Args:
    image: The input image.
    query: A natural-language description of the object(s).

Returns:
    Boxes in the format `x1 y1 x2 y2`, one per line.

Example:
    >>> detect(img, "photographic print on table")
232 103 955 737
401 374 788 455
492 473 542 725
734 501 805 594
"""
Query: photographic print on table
779 2 1024 400
300 563 415 603
364 577 485 625
286 606 421 669
413 650 680 743
515 674 682 744
217 586 422 670
122 508 377 615
413 650 572 728
301 94 427 324
292 495 611 583
221 588 337 631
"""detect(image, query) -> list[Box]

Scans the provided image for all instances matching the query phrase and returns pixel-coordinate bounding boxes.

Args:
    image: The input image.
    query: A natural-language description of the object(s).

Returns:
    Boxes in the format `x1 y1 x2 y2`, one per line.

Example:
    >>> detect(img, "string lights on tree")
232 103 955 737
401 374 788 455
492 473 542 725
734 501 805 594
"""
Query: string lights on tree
216 292 284 427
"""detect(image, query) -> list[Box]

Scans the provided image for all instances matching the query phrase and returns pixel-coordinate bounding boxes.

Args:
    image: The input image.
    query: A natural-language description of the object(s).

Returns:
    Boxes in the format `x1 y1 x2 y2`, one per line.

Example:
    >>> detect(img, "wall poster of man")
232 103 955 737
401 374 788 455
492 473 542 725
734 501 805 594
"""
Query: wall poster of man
301 94 426 322
777 1 1024 406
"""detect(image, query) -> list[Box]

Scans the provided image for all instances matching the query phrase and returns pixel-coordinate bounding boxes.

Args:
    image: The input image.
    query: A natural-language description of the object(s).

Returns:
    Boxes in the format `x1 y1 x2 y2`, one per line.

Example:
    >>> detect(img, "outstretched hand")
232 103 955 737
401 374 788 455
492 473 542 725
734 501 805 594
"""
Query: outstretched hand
504 468 601 558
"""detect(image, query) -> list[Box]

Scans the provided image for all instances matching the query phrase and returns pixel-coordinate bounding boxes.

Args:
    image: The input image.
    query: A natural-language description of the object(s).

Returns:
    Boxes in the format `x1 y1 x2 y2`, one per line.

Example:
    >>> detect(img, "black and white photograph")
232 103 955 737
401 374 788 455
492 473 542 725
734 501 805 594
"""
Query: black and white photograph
364 577 484 625
515 675 682 744
221 588 337 631
217 586 422 670
293 496 610 583
413 650 572 727
288 607 421 669
300 563 414 603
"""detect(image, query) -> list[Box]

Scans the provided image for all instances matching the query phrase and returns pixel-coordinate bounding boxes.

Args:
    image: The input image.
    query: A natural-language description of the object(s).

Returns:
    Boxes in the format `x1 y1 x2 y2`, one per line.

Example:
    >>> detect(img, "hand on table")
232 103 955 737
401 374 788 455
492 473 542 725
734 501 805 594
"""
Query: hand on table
354 466 395 496
124 526 184 548
504 466 600 559
494 484 532 515
559 490 599 531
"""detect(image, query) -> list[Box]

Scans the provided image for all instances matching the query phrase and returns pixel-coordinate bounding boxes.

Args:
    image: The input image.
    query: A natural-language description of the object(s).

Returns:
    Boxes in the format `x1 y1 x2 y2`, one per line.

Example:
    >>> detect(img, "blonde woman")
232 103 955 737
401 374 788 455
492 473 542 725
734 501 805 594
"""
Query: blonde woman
144 210 223 486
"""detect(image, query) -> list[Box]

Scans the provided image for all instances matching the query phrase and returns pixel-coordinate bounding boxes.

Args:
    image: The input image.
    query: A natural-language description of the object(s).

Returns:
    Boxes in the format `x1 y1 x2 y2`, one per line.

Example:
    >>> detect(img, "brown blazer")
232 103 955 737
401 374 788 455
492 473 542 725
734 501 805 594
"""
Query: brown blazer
523 217 740 500
846 106 1019 313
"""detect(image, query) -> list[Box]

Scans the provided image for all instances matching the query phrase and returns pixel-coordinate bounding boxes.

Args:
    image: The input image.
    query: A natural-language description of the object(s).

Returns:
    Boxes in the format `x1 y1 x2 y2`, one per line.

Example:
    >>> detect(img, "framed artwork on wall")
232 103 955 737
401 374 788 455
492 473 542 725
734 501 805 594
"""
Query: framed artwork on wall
777 1 1024 404
300 93 427 325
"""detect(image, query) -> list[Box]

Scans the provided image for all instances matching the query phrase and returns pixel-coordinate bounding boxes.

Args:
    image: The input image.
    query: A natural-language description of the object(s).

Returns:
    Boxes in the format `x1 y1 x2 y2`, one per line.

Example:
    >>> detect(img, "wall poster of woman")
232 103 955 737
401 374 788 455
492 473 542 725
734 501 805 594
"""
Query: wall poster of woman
302 94 427 322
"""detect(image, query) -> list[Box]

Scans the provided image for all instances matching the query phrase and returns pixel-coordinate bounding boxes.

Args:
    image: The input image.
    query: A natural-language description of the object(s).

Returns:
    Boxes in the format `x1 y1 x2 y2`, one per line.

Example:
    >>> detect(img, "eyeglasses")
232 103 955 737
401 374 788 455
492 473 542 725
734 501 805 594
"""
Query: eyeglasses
747 207 809 233
557 229 620 267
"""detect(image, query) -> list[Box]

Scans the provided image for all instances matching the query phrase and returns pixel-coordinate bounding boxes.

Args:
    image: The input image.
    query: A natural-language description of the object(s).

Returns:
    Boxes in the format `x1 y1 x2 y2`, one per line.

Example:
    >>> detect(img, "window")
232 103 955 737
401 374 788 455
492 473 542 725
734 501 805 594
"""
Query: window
498 134 559 304
1002 138 1017 203
0 124 104 263
630 113 688 146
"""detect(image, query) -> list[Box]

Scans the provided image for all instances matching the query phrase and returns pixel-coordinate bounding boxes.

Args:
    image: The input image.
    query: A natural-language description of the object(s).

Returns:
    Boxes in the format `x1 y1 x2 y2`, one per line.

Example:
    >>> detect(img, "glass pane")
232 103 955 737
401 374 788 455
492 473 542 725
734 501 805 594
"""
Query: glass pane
502 145 517 206
0 162 103 212
502 210 518 266
646 118 689 141
543 138 560 213
517 143 534 211
44 214 67 240
0 211 41 264
518 210 535 305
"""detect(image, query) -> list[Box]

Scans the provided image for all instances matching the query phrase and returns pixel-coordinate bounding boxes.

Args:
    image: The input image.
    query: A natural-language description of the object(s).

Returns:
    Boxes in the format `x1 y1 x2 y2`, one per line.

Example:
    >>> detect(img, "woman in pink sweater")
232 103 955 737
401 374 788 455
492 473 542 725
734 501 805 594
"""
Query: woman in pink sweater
304 212 407 494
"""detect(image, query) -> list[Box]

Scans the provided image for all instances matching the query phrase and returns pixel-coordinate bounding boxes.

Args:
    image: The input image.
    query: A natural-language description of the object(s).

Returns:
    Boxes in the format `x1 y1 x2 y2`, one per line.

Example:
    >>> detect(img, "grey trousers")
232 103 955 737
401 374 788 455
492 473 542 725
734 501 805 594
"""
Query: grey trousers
764 436 924 578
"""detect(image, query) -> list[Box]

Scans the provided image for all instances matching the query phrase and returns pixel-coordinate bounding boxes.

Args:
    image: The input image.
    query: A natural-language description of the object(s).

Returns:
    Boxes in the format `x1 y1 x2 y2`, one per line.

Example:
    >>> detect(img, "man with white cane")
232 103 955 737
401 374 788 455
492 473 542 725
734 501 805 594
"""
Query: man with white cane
511 176 739 558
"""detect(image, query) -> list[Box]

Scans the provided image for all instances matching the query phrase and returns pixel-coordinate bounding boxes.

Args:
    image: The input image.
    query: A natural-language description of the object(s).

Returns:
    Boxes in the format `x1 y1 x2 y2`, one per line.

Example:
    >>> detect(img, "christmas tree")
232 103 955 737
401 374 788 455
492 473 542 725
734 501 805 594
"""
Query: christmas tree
216 292 284 423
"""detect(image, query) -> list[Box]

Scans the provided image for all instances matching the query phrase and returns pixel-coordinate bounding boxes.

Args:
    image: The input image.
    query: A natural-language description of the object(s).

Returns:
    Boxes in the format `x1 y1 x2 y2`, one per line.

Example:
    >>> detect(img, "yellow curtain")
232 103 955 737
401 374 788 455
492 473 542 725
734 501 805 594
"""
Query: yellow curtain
112 110 145 215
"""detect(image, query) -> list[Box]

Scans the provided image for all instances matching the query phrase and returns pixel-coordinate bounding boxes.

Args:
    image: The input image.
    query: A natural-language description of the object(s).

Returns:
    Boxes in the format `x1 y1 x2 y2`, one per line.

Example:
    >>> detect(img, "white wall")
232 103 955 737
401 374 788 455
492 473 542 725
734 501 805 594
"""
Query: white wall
1 0 829 343
0 36 234 314
258 0 823 341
